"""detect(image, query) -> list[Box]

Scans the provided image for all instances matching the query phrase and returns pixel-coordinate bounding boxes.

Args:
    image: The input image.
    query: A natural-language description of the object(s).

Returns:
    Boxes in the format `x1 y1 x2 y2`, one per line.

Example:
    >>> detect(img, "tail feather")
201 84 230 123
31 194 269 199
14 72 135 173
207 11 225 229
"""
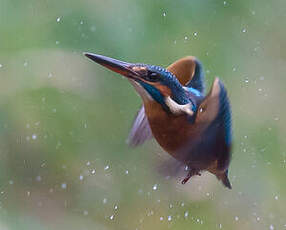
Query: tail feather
216 170 232 189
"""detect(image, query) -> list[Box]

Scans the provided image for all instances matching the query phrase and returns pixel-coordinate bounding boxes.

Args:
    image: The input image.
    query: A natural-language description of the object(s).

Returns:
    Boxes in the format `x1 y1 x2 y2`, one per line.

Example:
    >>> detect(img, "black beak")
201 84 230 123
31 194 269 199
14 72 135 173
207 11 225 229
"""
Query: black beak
84 52 139 79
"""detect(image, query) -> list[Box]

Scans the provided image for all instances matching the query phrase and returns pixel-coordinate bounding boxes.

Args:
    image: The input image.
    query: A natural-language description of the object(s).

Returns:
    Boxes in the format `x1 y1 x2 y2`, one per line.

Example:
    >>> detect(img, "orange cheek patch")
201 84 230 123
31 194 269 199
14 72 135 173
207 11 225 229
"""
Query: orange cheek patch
155 84 171 96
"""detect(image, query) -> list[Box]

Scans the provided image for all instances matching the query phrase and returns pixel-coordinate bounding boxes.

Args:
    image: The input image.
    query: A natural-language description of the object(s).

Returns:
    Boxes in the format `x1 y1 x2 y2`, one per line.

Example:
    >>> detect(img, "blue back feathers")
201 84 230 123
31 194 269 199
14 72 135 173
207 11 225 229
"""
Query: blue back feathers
217 81 232 147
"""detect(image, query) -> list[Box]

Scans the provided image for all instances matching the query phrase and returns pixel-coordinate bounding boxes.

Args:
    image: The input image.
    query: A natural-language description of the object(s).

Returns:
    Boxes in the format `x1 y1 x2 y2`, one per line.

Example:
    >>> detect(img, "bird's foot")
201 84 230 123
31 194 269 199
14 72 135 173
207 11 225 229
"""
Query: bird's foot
181 169 201 184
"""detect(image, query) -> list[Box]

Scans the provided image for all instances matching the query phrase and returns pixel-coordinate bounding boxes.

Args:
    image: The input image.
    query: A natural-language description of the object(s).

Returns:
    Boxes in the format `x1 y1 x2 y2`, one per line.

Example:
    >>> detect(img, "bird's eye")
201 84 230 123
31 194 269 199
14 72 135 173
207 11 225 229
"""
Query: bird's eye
146 72 159 82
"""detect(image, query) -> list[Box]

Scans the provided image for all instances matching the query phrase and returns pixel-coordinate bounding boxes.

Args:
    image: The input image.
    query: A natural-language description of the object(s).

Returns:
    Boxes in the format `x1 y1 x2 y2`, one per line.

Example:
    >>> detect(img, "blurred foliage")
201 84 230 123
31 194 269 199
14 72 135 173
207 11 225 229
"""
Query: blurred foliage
0 0 286 229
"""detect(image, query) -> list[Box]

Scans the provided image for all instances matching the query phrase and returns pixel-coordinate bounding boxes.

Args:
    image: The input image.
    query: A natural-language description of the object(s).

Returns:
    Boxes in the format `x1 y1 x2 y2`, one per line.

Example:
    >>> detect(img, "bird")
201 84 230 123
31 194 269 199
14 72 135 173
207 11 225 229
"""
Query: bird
84 52 232 189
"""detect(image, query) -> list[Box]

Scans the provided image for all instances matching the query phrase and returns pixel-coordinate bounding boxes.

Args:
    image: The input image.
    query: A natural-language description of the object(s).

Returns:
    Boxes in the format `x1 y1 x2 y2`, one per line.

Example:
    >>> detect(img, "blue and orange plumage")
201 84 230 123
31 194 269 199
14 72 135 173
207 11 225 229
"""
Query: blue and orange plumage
85 53 232 189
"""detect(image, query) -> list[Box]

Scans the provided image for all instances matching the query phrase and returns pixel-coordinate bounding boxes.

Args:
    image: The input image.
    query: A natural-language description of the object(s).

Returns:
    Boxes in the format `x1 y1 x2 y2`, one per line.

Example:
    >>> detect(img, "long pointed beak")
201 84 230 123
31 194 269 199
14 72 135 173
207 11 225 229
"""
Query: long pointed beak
84 52 139 79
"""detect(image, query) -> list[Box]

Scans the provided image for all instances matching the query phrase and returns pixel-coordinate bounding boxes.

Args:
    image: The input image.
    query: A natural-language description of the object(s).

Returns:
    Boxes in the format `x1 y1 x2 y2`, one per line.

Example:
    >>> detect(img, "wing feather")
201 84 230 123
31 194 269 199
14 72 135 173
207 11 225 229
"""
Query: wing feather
127 106 153 147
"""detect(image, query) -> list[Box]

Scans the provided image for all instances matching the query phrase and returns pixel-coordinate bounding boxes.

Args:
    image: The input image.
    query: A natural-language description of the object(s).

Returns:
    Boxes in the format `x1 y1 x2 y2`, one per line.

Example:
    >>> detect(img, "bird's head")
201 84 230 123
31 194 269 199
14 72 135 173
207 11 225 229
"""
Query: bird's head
85 53 195 116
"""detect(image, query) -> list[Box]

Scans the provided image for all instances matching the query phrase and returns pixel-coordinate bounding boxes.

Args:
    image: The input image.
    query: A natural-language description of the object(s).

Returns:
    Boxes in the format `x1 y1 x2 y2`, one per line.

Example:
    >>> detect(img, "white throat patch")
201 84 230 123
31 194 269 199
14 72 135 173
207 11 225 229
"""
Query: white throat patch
165 96 194 116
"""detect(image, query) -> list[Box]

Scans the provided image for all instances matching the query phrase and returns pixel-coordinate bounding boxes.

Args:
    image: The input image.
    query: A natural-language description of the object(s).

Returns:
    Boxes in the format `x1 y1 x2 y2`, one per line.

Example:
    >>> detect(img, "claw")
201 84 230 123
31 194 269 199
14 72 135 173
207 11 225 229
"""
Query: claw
181 169 201 185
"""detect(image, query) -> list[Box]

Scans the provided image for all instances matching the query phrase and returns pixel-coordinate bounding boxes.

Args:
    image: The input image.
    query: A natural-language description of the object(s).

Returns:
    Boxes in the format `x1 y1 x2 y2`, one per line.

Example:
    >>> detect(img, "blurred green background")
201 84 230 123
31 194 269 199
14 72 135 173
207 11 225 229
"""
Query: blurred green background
0 0 286 229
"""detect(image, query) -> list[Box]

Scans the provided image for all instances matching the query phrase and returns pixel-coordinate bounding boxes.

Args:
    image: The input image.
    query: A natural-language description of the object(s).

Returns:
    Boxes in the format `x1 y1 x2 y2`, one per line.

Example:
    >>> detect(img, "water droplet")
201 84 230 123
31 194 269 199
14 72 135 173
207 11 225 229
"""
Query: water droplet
114 205 118 210
23 61 28 67
125 170 129 174
274 195 278 200
79 175 84 180
184 211 189 218
0 64 2 68
56 17 61 22
9 180 14 185
61 183 67 189
83 210 88 215
269 224 274 230
110 215 114 220
223 1 227 5
167 216 172 221
104 165 109 170
32 134 37 140
152 184 158 191
55 41 60 45
103 198 107 204
91 169 96 175
163 12 166 17
80 20 84 25
184 36 188 40
235 216 239 221
160 216 163 221
86 161 91 166
193 32 198 37
242 28 247 33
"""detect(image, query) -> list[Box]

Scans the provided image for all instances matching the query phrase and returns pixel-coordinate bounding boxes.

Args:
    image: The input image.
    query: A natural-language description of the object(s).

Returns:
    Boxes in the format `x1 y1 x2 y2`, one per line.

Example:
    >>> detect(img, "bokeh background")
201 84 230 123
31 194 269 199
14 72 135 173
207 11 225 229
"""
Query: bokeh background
0 0 286 229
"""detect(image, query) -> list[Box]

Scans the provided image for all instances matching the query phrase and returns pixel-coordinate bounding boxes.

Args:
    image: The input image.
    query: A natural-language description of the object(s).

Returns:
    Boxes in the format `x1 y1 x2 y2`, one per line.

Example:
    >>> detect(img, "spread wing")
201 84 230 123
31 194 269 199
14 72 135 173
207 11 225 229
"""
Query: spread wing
127 106 153 147
127 56 205 147
195 78 232 169
167 56 205 94
195 78 231 142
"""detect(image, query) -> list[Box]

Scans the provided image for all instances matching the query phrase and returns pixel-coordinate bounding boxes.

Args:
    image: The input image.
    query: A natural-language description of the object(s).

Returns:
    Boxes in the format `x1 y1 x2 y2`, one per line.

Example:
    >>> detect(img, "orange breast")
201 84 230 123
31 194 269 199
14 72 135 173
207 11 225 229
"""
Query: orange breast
143 100 204 161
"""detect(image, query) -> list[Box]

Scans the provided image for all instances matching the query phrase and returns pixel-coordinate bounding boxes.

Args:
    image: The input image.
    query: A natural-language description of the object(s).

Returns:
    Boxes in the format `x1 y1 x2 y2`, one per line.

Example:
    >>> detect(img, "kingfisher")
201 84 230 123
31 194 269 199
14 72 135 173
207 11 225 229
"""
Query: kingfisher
85 52 232 189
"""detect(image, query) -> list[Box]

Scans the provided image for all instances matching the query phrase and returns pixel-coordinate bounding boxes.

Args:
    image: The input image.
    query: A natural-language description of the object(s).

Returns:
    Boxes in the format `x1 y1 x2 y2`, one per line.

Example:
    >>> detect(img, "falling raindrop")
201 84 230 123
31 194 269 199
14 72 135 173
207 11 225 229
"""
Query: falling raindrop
152 184 158 191
83 210 88 215
104 165 110 170
61 183 67 189
184 211 189 218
